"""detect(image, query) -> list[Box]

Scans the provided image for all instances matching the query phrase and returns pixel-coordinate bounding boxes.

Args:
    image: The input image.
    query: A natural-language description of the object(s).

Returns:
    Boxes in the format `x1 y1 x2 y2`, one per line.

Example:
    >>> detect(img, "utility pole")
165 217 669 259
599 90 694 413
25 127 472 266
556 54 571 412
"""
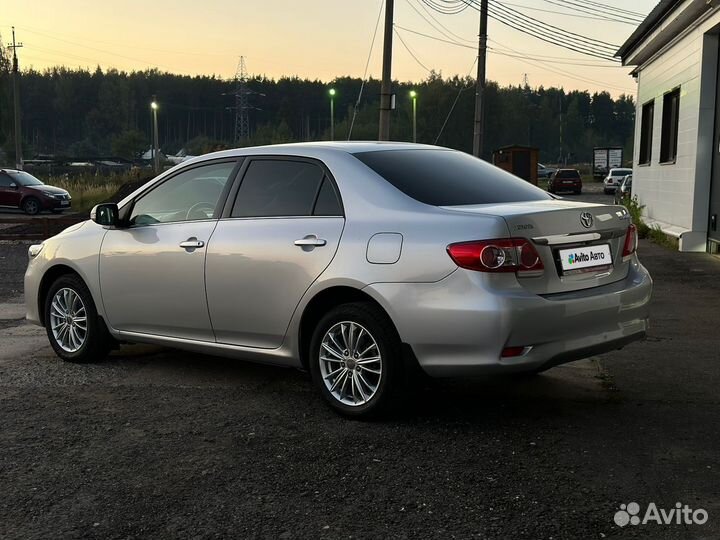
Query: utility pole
472 0 488 158
378 0 394 141
9 27 23 170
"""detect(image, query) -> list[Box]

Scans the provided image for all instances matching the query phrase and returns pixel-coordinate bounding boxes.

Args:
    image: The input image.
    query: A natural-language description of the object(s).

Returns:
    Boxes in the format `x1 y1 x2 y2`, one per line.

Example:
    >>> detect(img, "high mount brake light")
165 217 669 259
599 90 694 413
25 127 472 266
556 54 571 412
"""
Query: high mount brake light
447 239 544 273
622 223 638 258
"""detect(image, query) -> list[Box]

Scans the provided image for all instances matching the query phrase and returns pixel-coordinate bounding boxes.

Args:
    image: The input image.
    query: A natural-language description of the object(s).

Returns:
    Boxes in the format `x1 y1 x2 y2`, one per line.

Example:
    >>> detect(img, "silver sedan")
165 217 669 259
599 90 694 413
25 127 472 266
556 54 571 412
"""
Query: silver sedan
25 143 652 417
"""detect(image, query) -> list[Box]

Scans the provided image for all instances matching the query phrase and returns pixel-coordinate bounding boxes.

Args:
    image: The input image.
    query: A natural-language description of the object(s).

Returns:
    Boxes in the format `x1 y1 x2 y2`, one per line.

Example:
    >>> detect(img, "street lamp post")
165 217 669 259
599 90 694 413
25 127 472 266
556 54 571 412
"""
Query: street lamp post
328 88 336 141
410 90 417 143
151 97 159 174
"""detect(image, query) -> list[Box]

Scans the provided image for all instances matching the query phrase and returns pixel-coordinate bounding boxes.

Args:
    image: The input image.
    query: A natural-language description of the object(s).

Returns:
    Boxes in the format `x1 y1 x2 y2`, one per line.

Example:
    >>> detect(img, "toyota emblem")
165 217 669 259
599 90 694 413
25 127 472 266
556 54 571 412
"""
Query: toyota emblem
580 212 594 228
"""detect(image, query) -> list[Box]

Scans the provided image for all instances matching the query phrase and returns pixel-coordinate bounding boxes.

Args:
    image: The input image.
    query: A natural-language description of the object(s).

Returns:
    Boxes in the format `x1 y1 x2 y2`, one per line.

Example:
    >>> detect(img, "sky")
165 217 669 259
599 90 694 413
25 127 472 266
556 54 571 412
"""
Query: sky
3 0 658 97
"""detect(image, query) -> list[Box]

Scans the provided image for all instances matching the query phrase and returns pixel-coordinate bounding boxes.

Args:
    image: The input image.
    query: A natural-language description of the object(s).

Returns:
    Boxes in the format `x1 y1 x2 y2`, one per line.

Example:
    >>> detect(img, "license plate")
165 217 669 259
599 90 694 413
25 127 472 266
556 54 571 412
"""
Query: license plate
559 244 612 272
60 201 69 206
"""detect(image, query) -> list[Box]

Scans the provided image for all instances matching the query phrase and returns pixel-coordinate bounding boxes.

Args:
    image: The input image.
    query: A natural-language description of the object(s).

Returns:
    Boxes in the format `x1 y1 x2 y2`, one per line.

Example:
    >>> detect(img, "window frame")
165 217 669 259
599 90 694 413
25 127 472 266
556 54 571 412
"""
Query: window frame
638 99 654 166
122 158 243 228
221 155 345 220
659 86 680 165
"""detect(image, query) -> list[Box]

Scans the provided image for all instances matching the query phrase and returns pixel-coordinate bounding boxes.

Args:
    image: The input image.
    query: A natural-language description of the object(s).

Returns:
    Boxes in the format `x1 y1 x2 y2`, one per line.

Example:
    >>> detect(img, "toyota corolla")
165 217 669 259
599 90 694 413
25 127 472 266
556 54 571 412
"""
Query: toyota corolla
25 143 652 417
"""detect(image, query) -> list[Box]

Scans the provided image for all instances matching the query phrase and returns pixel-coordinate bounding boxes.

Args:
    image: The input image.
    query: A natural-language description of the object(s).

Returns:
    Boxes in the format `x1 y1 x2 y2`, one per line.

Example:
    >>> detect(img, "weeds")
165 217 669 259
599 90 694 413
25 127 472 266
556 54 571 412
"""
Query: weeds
39 173 136 214
624 195 678 249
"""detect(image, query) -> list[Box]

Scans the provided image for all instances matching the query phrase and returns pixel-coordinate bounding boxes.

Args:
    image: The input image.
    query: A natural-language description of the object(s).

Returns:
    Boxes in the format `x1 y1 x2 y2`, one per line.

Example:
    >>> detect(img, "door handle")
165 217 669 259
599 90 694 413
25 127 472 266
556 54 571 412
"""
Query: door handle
294 235 327 247
179 238 205 249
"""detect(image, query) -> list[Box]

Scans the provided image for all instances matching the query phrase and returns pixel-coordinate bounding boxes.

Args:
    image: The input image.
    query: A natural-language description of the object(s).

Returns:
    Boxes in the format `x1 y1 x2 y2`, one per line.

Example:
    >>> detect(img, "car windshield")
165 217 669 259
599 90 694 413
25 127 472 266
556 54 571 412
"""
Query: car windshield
10 171 44 186
354 149 552 206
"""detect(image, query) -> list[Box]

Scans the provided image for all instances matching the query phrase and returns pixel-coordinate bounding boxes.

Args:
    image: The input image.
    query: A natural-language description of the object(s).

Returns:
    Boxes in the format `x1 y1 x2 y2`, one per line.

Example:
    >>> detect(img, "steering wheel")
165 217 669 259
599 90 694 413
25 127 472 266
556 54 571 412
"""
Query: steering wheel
185 201 216 221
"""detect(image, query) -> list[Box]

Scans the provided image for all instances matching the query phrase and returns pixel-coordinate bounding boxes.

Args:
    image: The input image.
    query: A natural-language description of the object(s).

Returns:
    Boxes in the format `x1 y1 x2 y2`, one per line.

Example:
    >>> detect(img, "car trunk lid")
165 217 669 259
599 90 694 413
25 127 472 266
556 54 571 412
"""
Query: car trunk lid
441 199 633 294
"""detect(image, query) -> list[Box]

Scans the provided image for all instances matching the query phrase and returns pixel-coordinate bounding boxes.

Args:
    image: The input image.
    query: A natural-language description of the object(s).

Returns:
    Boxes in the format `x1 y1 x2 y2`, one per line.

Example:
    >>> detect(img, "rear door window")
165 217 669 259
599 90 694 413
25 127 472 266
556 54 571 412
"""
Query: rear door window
354 149 551 206
231 159 328 218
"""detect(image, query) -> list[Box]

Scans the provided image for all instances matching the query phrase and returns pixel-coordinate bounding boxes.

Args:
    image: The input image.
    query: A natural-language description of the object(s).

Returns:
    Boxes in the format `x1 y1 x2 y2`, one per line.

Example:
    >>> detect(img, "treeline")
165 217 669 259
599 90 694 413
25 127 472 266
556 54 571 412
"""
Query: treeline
0 45 635 164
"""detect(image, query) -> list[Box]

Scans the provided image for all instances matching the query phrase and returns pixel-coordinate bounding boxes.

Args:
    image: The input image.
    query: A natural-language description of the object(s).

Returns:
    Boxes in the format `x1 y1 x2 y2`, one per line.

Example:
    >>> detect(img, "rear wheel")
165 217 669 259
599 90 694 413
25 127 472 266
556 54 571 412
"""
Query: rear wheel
22 197 40 215
44 274 113 363
309 302 402 418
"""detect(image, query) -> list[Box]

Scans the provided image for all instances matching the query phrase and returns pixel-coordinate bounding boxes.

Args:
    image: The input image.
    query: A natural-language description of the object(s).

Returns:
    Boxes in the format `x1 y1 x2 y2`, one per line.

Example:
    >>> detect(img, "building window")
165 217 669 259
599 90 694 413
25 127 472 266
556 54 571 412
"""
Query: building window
660 87 680 163
638 100 654 165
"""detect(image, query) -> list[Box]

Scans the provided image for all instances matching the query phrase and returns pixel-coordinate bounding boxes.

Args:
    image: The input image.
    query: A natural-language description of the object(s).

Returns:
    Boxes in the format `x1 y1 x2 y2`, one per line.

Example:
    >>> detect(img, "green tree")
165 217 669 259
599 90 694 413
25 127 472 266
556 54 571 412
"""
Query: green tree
111 129 147 159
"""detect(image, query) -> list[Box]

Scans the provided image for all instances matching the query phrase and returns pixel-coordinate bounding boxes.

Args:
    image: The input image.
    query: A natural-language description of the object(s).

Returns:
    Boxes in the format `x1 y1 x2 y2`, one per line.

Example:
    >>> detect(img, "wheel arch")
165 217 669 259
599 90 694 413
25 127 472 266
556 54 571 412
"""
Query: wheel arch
37 264 83 326
297 285 401 371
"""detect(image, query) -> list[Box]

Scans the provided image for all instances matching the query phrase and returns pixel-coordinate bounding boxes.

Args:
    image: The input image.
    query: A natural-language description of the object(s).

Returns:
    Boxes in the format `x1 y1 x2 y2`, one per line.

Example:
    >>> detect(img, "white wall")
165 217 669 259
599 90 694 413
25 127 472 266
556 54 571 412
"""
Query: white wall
632 13 720 251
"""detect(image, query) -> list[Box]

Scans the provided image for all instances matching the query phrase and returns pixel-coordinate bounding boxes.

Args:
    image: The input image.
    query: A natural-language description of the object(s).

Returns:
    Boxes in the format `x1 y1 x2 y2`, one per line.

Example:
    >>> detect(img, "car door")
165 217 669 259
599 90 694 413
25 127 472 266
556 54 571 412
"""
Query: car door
99 159 239 341
0 172 21 208
205 157 344 348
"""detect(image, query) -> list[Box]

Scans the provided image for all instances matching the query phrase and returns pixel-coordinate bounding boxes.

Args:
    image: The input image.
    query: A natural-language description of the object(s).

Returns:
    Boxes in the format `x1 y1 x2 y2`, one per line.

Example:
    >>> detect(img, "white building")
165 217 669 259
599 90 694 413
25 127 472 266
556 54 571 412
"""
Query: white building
618 0 720 252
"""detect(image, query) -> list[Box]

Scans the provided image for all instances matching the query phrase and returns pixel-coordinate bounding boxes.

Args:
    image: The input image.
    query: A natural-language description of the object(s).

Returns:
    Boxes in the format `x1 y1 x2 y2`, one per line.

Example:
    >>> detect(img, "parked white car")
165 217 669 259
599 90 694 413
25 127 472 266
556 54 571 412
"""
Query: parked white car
604 168 633 194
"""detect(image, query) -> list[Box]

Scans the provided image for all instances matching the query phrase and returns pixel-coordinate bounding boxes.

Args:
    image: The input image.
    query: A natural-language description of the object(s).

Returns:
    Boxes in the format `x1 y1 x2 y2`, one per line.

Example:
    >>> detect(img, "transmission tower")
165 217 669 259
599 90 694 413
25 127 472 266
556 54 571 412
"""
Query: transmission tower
234 57 250 143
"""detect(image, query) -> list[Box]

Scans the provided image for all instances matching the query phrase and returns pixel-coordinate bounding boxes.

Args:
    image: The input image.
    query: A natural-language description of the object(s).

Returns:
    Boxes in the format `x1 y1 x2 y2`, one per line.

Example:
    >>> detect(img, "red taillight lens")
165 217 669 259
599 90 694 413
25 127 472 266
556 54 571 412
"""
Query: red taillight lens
447 239 544 273
622 223 638 258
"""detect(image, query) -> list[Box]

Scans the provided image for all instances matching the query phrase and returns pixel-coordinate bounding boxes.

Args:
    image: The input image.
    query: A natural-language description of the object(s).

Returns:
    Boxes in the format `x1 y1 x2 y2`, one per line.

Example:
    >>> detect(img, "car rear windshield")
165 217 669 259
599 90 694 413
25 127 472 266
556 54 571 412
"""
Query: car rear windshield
556 170 580 178
611 169 632 176
354 149 552 206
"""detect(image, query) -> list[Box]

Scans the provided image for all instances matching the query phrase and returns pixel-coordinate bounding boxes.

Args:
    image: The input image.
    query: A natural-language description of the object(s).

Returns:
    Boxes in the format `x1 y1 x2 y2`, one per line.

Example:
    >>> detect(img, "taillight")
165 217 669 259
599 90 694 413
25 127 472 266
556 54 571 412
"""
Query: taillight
447 239 544 273
622 223 638 258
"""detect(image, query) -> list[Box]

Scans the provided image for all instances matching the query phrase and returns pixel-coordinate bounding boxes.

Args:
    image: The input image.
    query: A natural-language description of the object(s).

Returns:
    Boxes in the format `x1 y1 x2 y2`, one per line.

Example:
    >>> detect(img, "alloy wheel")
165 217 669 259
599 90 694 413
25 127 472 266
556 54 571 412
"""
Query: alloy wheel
49 288 88 353
319 321 382 407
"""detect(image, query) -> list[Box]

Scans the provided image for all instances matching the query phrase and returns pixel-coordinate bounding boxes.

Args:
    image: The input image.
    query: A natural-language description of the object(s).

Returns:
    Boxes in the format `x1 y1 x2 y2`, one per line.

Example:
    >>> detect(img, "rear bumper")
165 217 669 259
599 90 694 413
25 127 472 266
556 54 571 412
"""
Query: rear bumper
365 256 652 377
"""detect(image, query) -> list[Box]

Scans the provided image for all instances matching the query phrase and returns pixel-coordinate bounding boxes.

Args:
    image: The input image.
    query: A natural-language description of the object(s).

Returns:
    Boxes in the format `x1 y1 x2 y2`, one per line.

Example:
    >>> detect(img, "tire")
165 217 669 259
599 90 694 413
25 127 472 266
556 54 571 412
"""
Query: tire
44 274 114 363
309 302 403 418
575 189 582 195
22 197 41 215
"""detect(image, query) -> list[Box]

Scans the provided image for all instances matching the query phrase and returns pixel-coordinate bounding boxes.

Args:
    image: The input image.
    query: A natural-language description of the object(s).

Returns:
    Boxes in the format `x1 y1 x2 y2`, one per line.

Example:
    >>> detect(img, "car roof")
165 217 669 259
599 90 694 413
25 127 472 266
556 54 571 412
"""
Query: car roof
180 141 453 165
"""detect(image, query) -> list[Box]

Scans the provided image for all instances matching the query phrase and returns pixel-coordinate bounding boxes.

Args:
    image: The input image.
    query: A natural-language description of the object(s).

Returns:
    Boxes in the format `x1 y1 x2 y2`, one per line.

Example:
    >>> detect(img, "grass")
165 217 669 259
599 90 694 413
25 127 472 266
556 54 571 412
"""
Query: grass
39 173 134 214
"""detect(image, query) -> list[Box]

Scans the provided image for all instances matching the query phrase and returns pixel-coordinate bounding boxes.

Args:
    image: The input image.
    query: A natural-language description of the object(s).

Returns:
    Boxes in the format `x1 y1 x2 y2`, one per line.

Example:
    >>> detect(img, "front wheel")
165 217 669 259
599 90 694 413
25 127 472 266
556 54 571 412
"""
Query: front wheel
44 274 114 363
22 197 40 215
309 302 402 418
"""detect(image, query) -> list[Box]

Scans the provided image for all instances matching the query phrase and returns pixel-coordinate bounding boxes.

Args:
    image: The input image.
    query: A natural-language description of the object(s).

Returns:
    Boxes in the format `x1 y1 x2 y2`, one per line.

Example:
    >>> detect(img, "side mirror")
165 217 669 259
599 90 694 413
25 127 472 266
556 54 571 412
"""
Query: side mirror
9 182 17 189
91 203 120 227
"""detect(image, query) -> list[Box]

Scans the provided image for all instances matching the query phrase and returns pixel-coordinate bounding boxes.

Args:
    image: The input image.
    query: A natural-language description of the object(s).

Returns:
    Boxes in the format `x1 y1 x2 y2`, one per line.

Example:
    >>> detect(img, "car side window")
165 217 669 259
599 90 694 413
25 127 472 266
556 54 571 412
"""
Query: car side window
313 177 343 216
0 173 13 188
129 162 236 226
231 159 327 218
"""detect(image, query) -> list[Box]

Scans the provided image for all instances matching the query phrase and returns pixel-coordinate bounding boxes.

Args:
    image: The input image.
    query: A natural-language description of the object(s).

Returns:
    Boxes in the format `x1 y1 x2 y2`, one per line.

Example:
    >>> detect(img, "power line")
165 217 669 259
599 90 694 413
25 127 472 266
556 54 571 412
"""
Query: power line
420 0 621 60
485 6 619 60
407 0 476 44
394 25 622 66
434 57 477 144
504 0 639 24
562 0 645 19
488 36 635 92
541 0 643 24
394 27 433 72
488 1 619 51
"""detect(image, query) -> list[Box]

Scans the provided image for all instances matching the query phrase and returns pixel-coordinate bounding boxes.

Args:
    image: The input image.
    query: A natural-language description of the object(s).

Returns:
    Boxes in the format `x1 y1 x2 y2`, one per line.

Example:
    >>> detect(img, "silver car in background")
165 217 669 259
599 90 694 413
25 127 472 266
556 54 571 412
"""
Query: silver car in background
25 143 652 417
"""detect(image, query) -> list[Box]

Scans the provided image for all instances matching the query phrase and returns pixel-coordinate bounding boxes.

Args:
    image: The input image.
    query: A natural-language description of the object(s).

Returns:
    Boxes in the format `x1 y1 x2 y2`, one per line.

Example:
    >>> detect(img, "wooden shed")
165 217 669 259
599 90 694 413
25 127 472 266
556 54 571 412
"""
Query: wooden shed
492 145 539 186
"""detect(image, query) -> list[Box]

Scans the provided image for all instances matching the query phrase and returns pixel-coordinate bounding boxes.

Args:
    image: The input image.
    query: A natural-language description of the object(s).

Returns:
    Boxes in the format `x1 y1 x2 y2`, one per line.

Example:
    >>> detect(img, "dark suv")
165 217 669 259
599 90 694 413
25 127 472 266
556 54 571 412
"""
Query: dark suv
548 169 582 195
0 169 71 215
